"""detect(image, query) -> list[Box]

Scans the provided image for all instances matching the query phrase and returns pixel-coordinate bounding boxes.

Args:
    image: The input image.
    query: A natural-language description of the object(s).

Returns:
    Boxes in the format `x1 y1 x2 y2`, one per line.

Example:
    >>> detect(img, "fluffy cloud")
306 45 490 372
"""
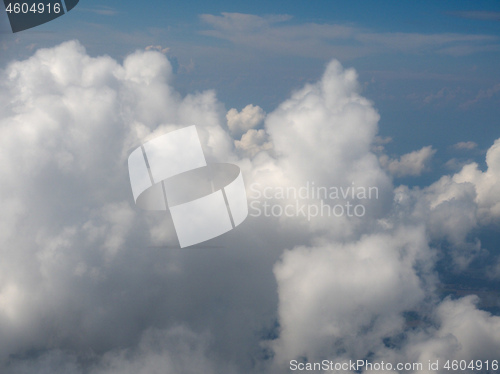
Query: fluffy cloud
414 138 500 242
380 146 436 177
403 296 500 366
0 41 266 373
265 60 389 190
451 139 500 224
271 226 433 365
1 40 500 374
386 139 500 268
226 104 266 138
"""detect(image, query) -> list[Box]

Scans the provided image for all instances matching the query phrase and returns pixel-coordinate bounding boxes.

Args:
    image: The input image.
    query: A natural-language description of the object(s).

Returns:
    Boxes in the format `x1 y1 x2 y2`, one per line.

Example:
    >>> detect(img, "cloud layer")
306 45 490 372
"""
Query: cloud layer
1 41 500 374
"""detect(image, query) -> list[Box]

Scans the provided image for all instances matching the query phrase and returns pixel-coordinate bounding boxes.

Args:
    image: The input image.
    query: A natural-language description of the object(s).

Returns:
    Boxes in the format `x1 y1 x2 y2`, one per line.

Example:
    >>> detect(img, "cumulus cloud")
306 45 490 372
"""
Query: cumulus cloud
452 140 500 223
461 82 500 109
226 104 266 138
235 129 272 157
380 146 436 177
0 40 266 373
387 139 500 268
404 138 500 250
1 41 500 374
404 296 500 365
271 226 433 365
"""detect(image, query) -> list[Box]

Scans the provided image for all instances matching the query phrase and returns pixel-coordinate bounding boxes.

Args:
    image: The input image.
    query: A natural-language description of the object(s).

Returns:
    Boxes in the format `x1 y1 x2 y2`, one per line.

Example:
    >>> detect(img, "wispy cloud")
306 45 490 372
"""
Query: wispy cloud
200 13 362 59
461 82 500 109
78 6 118 16
423 87 466 104
199 13 499 58
356 32 496 52
453 141 478 151
449 11 500 21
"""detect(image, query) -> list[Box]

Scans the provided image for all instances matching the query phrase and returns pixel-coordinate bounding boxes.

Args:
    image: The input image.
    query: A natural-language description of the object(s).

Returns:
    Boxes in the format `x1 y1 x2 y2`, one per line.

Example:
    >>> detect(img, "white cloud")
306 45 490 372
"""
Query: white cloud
404 296 500 365
388 140 500 267
452 139 500 224
226 104 265 138
271 227 432 365
380 146 436 177
257 58 500 372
